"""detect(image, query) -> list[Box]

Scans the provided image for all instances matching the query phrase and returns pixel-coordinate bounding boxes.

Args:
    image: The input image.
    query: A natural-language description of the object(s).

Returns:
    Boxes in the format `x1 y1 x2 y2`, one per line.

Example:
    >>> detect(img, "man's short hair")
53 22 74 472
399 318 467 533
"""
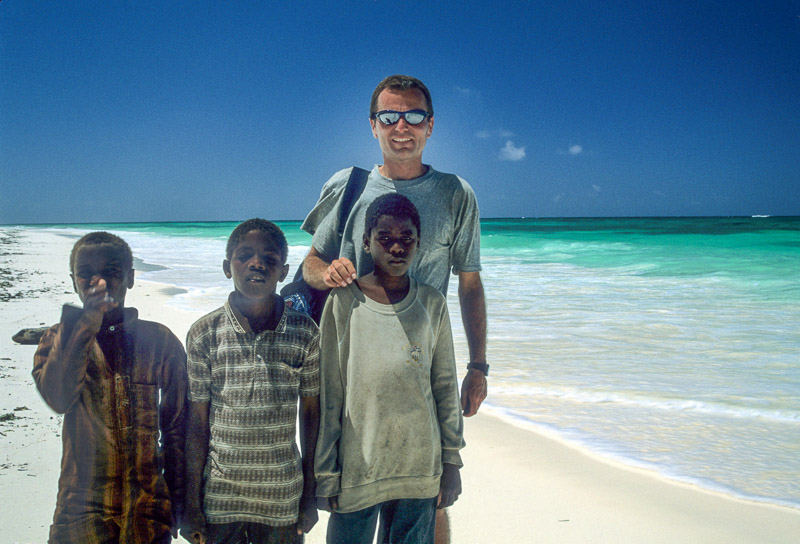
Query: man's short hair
70 232 133 273
364 193 422 238
226 218 289 263
370 75 434 117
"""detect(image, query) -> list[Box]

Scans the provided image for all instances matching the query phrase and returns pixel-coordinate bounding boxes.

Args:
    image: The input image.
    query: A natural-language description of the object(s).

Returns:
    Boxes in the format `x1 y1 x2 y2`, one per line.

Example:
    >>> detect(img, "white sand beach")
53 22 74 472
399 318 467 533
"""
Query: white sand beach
2 227 799 543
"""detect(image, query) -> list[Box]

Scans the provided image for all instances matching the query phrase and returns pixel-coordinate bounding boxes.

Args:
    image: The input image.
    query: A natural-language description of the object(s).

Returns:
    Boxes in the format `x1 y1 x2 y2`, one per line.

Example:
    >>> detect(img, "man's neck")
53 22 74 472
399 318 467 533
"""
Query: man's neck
379 161 428 181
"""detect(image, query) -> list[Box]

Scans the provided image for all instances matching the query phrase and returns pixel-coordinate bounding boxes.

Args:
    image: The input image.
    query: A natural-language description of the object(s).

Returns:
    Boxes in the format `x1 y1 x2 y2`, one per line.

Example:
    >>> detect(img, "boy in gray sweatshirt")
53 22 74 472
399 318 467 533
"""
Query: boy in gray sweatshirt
315 194 464 544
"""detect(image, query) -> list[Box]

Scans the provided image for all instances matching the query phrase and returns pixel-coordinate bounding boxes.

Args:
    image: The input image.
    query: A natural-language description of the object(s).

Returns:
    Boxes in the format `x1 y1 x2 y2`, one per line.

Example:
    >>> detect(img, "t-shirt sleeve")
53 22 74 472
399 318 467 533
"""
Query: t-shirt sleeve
185 322 212 403
449 177 482 274
300 168 352 260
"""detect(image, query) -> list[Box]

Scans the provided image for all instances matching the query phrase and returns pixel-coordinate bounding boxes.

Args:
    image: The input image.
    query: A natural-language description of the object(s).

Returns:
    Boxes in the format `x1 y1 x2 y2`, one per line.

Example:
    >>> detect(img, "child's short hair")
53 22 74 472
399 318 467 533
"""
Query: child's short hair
226 219 289 263
364 194 421 237
70 232 133 272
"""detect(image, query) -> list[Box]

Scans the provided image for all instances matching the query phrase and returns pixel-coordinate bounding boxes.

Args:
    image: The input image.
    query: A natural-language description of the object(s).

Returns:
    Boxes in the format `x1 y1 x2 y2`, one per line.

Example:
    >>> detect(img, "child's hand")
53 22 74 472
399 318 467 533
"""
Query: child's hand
297 494 319 535
81 277 118 326
326 495 339 511
180 508 207 544
437 464 462 509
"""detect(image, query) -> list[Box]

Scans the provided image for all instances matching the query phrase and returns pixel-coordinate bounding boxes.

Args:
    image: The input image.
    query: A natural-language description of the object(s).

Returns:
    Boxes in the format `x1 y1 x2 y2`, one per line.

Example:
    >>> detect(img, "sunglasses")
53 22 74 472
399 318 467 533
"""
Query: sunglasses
372 109 431 126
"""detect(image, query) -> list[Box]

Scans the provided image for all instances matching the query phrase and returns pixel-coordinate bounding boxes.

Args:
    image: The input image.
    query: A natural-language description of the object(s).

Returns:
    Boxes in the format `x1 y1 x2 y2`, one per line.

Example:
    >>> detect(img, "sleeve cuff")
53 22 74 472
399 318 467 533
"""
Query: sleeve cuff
315 473 341 498
442 448 464 468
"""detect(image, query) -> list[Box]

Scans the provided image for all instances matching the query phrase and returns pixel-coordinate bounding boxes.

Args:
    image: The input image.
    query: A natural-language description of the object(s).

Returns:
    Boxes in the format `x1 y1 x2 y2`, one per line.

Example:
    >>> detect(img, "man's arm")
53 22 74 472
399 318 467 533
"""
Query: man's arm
182 401 210 544
457 271 488 417
298 395 320 535
302 246 356 290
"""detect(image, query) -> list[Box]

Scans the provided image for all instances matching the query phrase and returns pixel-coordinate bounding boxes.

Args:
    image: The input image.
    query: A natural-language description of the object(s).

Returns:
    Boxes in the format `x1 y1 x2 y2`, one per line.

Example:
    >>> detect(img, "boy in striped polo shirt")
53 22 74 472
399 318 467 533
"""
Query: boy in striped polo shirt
183 219 320 544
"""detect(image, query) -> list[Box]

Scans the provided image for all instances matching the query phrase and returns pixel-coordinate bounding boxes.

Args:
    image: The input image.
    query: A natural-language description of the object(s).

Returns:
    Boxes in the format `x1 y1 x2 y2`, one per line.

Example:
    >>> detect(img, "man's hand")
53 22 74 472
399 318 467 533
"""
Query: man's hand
180 508 207 544
297 493 319 535
461 368 487 417
437 464 462 509
302 247 357 290
324 257 357 288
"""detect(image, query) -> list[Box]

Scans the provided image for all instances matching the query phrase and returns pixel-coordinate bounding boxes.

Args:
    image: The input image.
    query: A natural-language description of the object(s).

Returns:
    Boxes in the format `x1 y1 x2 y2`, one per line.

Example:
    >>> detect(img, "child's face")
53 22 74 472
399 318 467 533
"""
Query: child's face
223 230 289 302
365 215 419 277
71 244 134 309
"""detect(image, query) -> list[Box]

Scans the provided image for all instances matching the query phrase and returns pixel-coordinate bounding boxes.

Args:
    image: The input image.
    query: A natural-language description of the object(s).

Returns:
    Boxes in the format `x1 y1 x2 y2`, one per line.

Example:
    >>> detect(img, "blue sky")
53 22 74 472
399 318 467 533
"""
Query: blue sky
2 1 799 222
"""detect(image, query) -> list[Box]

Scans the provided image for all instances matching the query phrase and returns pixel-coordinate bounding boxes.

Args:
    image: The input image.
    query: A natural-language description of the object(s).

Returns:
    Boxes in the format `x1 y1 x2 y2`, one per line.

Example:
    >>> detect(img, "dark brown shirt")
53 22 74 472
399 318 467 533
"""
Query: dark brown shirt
33 307 188 543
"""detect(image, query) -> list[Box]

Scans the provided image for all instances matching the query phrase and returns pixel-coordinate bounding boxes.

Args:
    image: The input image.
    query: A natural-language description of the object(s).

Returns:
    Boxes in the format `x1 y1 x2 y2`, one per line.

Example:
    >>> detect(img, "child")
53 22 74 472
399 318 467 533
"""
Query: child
32 231 188 543
183 219 320 544
315 194 465 544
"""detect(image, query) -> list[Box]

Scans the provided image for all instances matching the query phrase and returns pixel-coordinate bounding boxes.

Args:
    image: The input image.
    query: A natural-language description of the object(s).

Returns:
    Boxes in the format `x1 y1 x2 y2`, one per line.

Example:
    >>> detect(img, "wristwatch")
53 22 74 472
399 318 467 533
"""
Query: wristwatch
467 362 490 376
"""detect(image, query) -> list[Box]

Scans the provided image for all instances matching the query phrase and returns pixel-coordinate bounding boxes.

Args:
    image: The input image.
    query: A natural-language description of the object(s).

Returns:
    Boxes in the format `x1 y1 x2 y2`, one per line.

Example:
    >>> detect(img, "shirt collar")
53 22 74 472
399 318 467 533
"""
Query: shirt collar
98 307 138 335
224 292 287 335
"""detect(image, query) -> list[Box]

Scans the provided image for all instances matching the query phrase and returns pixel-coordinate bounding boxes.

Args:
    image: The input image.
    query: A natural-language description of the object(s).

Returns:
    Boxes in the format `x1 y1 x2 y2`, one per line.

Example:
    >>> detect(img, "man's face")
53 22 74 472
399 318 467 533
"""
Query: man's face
223 230 289 302
370 88 433 168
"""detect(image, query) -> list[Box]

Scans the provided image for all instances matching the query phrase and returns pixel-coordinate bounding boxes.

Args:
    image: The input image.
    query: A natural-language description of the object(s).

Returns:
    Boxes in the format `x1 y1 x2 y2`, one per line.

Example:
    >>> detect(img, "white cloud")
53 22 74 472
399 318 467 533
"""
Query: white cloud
455 86 481 99
476 129 515 139
499 140 526 161
592 184 601 193
569 145 583 155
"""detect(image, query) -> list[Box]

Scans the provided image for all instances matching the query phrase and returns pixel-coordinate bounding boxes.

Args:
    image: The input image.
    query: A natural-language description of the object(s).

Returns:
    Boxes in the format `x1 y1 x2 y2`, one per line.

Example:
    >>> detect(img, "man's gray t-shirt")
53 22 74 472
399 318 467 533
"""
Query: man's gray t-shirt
301 165 481 295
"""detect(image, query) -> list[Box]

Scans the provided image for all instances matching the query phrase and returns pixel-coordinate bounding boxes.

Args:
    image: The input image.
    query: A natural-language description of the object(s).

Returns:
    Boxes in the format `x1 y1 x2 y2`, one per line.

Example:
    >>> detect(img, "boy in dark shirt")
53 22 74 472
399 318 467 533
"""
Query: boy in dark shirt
33 231 188 543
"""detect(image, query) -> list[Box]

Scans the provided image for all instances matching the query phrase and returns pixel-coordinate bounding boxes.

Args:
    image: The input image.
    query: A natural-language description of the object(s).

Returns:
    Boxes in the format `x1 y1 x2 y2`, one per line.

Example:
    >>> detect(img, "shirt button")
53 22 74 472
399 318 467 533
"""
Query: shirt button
109 326 116 332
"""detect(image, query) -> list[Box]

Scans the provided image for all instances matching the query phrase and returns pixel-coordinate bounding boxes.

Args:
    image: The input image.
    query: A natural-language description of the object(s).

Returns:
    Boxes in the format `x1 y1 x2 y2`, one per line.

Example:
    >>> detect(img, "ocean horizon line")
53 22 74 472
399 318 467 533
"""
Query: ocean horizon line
3 214 798 228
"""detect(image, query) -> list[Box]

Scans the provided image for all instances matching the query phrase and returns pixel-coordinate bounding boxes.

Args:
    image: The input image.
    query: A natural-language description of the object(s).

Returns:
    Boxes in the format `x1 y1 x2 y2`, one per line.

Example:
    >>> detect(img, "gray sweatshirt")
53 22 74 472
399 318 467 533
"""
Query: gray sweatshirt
315 280 465 513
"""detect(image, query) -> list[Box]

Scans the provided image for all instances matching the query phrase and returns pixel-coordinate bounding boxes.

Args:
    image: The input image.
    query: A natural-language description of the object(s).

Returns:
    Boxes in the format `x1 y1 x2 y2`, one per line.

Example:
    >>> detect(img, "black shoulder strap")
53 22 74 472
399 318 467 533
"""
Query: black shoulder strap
337 167 369 238
286 166 370 286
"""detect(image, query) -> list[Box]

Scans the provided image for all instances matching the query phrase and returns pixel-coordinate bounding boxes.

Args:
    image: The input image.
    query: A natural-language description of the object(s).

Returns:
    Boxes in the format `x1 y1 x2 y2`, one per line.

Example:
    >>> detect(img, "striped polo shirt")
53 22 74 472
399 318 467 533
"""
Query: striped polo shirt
187 294 320 526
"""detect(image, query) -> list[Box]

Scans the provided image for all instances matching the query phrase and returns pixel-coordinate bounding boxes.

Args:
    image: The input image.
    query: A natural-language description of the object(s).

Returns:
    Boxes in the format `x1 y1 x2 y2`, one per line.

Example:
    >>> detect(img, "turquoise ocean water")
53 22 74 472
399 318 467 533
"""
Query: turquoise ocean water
24 217 800 509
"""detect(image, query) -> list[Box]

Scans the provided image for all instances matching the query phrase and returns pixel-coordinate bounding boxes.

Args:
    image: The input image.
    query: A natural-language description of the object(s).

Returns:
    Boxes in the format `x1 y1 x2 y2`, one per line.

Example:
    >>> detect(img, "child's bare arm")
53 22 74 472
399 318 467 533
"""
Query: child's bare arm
181 401 210 544
298 394 320 535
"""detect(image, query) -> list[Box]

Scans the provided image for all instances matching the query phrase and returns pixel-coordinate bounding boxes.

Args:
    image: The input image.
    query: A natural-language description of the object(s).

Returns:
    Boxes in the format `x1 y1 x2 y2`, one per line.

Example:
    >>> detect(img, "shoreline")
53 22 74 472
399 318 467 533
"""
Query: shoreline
452 408 800 543
481 404 800 512
2 227 799 543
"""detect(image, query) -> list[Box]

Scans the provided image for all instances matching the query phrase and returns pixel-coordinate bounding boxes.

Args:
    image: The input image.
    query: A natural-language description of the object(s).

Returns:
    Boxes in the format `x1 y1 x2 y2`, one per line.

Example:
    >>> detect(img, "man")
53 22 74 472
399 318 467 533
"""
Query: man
300 74 488 543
